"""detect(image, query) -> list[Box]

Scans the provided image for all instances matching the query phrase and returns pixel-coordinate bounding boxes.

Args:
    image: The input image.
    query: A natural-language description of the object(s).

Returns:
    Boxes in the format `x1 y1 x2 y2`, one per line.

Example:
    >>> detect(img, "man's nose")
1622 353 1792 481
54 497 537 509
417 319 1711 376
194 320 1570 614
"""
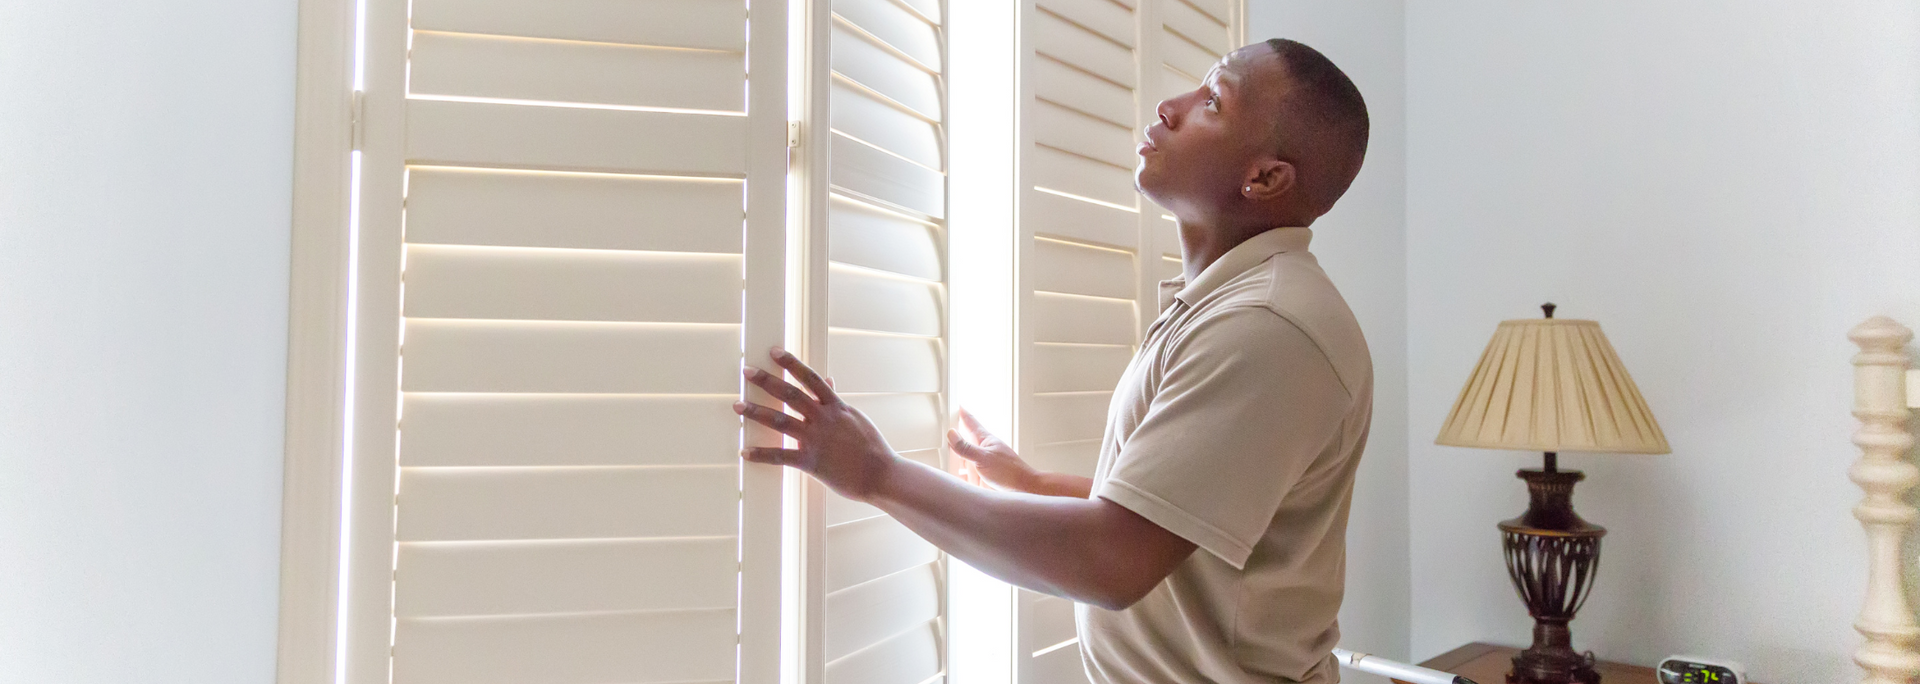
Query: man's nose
1154 97 1176 129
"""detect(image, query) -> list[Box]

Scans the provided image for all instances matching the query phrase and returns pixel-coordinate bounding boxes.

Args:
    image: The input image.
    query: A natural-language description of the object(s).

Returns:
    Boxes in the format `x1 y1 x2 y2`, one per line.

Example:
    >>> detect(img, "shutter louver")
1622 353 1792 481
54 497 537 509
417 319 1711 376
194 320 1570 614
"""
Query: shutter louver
808 0 950 682
345 0 786 682
1013 1 1239 682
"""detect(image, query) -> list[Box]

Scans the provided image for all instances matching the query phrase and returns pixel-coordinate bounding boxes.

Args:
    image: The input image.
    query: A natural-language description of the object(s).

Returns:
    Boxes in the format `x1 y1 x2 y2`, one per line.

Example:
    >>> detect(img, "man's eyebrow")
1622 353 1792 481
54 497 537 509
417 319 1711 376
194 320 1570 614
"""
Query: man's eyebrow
1213 70 1241 100
1205 53 1247 81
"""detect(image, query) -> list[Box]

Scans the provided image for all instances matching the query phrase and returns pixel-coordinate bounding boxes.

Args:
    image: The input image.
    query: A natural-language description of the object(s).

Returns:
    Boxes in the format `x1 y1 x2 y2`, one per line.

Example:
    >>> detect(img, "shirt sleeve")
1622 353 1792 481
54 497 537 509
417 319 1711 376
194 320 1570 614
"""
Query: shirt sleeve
1095 306 1351 569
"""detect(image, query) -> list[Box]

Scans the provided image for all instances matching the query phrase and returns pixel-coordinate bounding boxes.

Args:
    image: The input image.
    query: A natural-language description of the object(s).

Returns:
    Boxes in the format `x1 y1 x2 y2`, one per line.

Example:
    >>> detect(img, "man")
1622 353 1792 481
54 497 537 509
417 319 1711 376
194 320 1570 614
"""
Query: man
734 38 1372 683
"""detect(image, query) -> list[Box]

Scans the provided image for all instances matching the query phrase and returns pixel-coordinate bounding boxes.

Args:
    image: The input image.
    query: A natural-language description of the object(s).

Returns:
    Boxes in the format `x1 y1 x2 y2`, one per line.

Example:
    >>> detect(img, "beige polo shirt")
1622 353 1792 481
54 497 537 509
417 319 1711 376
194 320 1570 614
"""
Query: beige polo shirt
1077 226 1372 684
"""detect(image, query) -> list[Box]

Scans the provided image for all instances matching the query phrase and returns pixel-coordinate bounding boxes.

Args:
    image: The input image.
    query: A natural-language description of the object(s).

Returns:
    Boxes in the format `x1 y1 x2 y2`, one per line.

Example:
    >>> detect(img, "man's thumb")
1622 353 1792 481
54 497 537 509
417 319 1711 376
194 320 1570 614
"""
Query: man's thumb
946 428 983 459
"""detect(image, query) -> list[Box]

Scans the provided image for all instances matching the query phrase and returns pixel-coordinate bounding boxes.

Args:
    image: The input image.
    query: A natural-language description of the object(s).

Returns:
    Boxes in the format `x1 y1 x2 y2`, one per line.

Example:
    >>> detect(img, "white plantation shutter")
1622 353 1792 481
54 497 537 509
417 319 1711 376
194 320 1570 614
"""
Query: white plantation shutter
1013 0 1239 682
796 0 951 682
341 1 788 683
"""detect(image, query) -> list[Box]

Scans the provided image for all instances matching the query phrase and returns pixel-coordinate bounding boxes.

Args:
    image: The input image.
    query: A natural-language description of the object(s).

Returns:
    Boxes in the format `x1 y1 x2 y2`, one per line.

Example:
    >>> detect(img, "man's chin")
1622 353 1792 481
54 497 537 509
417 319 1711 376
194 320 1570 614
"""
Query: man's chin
1133 168 1163 204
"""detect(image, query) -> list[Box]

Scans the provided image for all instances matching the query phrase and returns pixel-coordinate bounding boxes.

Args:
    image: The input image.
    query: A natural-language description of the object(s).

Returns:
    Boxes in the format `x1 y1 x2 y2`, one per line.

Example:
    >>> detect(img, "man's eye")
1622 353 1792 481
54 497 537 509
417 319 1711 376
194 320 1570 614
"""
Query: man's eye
1204 97 1219 112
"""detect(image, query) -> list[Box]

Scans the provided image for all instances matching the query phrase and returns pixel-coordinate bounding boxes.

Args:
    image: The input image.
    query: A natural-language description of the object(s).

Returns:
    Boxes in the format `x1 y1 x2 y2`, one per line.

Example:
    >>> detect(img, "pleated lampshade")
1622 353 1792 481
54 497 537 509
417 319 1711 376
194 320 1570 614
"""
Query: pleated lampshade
1436 317 1669 454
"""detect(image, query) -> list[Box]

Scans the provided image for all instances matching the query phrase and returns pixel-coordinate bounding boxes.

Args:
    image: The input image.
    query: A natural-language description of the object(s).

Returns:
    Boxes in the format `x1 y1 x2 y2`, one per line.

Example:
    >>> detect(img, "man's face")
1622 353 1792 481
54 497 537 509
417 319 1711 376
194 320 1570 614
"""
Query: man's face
1135 46 1282 219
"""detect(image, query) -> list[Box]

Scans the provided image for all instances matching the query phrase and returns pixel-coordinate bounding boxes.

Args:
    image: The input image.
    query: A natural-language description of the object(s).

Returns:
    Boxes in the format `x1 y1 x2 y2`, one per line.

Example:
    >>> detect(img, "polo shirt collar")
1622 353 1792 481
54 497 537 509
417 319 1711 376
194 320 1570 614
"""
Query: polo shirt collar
1163 226 1313 309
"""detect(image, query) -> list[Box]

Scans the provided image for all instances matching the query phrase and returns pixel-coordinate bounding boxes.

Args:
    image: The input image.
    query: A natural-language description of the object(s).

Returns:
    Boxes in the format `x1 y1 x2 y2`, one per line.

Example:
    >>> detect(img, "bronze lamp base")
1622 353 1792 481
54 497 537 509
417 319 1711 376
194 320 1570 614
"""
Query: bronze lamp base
1501 453 1605 684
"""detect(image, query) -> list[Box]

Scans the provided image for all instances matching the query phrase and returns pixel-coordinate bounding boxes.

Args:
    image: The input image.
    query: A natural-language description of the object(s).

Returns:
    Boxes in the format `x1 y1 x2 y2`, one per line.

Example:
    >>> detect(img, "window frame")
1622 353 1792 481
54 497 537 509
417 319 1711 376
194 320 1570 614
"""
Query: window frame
276 0 357 681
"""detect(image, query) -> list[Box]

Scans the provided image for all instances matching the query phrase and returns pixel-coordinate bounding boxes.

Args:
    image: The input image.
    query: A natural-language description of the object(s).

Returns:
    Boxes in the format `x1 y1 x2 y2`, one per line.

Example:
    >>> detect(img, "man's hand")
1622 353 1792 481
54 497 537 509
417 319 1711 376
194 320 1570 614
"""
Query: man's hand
949 408 1096 499
946 408 1039 491
734 347 899 502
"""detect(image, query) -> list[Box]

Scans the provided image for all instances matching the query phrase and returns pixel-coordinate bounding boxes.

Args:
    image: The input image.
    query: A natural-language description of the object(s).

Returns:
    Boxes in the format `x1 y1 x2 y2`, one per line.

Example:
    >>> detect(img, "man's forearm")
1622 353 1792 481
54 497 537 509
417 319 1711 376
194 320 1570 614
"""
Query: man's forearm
1025 471 1095 499
866 456 1187 610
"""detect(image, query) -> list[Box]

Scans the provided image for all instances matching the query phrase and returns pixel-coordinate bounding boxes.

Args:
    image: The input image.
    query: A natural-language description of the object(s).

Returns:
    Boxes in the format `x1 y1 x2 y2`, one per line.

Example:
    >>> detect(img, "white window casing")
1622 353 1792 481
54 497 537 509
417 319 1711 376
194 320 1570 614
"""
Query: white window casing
278 0 360 680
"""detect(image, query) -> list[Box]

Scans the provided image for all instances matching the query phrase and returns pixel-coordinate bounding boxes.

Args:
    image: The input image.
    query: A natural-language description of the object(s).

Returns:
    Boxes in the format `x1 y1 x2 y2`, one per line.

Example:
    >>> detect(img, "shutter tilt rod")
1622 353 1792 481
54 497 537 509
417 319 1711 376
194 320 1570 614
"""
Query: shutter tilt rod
1333 648 1479 684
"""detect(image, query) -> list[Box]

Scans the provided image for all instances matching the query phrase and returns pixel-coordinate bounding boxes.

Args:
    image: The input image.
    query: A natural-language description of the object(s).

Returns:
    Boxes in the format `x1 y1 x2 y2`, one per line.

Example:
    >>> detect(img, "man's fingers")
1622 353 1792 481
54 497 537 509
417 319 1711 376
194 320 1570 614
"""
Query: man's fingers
734 401 806 436
946 428 986 460
957 408 994 440
743 366 816 416
769 347 841 406
946 428 972 455
741 447 803 466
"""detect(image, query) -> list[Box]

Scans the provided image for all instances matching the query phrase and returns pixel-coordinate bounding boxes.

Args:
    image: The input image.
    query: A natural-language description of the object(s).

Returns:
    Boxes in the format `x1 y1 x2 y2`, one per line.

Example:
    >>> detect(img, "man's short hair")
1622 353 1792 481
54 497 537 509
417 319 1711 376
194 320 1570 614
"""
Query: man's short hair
1261 38 1369 214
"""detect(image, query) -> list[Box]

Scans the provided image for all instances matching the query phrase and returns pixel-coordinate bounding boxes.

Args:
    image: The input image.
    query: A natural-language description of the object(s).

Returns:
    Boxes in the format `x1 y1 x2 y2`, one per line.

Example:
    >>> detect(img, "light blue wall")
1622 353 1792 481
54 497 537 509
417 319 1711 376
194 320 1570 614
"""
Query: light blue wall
0 1 298 681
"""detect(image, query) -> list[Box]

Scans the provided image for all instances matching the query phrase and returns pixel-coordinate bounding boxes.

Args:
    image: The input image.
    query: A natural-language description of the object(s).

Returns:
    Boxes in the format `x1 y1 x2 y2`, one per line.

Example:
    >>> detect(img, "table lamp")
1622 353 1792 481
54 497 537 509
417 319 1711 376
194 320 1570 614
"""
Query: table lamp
1435 304 1669 684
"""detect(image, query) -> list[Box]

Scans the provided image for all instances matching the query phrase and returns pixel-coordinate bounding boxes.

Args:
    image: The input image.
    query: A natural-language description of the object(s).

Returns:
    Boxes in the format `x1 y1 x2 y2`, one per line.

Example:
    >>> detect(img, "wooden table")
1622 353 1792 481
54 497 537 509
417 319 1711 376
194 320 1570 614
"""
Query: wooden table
1394 642 1660 684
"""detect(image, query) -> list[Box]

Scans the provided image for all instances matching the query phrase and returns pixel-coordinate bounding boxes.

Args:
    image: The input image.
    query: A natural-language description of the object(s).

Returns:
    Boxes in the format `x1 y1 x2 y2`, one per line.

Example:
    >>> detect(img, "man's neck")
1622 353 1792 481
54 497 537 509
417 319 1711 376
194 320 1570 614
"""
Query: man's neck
1175 219 1273 283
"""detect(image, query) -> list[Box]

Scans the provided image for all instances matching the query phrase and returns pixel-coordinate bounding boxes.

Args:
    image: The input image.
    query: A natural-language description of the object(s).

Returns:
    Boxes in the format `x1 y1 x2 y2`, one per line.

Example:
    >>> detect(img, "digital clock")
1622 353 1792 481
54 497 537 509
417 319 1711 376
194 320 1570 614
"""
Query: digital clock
1656 656 1745 684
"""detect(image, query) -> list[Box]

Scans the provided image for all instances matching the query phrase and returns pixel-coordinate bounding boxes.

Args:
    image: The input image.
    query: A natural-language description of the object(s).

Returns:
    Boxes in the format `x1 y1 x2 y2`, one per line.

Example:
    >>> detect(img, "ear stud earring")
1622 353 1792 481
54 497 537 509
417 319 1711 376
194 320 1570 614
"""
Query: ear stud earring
1244 186 1253 193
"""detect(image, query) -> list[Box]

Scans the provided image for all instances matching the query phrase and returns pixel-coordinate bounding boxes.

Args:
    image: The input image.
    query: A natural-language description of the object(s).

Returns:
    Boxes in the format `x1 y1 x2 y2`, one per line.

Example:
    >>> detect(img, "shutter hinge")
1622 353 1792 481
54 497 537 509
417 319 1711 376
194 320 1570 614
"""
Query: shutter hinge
350 90 366 151
787 120 801 148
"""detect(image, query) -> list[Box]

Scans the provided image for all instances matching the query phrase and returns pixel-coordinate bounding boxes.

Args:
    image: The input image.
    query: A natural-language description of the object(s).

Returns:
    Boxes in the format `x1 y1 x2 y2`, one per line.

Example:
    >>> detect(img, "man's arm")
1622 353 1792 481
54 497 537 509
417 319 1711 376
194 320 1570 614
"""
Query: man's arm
869 454 1190 610
735 348 1194 610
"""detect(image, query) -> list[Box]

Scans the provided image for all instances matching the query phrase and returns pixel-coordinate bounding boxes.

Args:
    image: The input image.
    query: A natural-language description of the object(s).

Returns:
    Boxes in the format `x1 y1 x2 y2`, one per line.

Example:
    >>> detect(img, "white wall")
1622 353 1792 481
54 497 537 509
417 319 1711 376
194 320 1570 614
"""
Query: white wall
1247 1 1411 675
1405 2 1920 681
0 1 298 682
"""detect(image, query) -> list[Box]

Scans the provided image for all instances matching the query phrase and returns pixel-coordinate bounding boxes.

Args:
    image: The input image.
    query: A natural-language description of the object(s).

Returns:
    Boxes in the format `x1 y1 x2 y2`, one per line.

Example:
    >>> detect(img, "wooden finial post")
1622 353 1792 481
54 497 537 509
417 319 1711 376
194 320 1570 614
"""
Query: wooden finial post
1848 316 1920 684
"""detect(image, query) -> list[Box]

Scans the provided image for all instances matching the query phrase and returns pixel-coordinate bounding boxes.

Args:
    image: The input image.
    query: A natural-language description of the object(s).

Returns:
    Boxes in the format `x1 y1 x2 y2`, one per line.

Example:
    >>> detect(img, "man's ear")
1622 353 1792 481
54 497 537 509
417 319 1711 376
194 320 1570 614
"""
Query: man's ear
1242 159 1295 201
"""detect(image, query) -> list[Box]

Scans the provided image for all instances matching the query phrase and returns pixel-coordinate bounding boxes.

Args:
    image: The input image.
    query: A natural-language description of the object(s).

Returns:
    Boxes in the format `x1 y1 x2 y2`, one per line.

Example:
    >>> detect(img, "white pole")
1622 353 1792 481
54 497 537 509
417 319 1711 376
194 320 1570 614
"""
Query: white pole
1847 317 1920 684
1332 648 1477 684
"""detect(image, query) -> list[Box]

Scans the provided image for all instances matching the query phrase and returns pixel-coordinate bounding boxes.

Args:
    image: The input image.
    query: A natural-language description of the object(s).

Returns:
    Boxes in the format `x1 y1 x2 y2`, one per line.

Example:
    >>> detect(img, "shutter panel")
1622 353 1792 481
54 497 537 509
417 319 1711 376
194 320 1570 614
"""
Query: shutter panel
344 1 787 682
802 0 950 682
1013 1 1240 682
1019 2 1142 676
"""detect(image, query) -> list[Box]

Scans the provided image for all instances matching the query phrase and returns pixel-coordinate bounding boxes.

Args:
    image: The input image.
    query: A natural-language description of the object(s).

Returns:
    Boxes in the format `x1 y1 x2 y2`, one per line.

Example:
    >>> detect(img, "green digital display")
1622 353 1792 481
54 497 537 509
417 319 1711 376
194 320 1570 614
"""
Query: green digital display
1658 660 1736 684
